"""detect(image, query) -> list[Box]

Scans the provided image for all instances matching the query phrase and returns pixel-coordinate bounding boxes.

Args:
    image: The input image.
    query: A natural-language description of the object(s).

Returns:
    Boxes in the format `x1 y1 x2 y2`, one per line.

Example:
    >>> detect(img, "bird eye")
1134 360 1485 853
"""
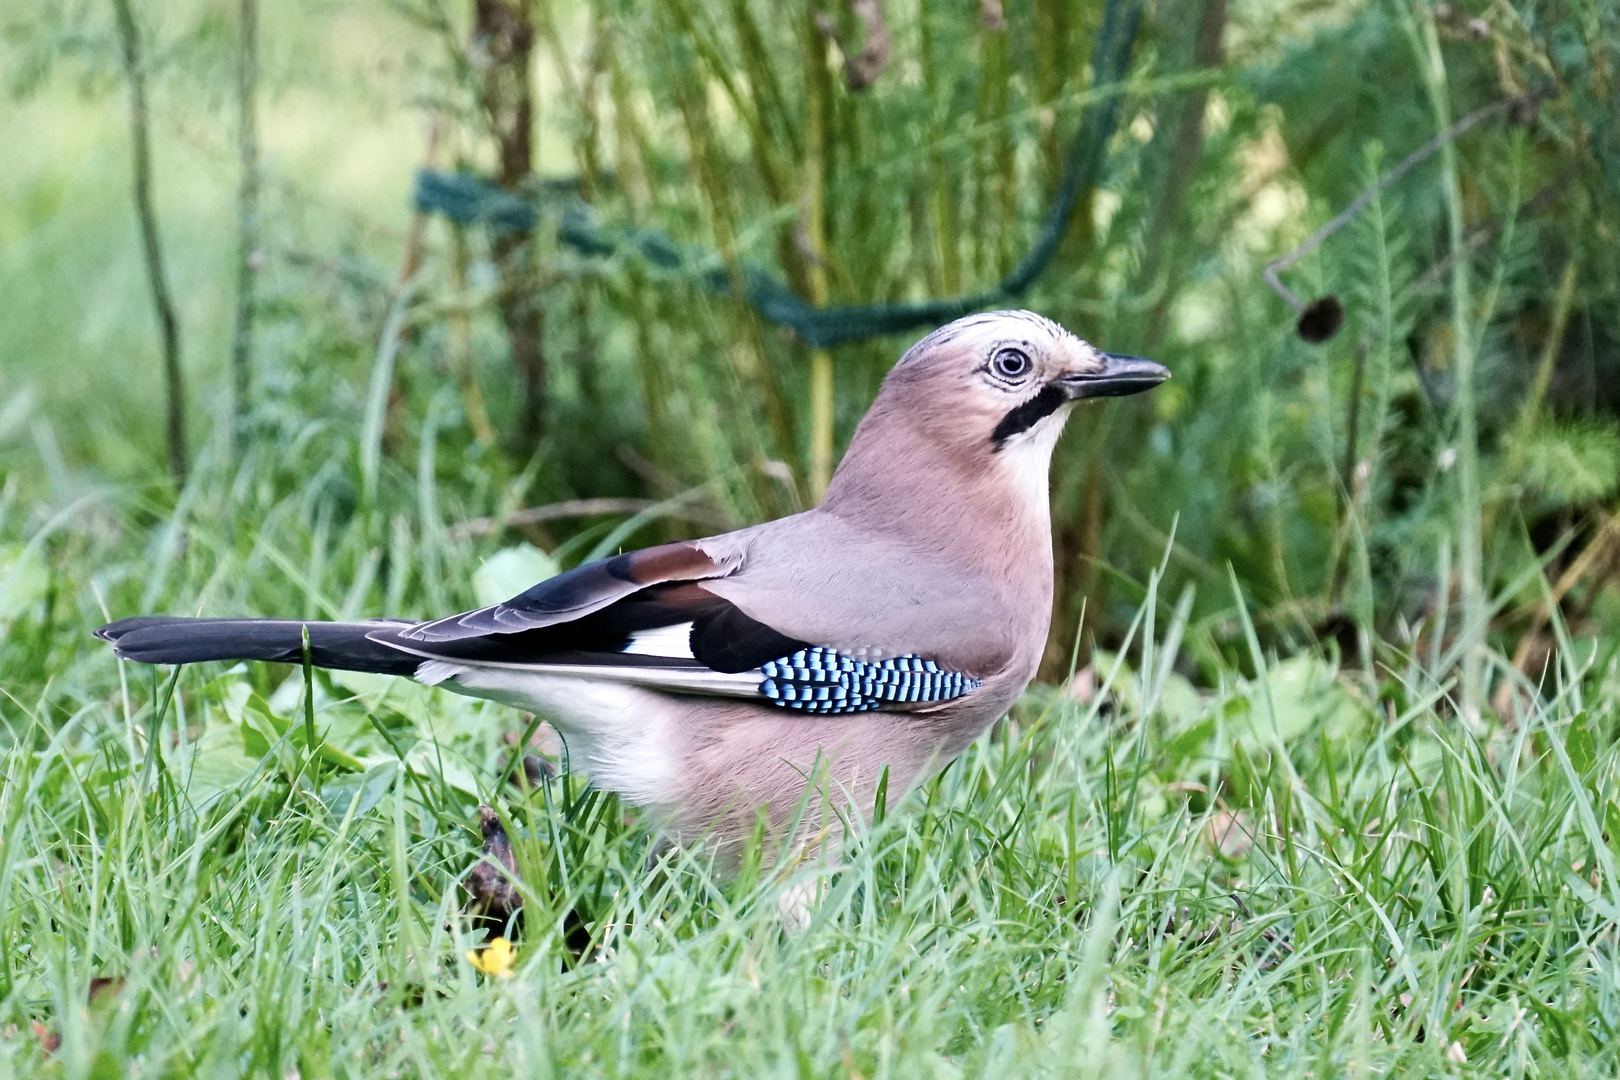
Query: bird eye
991 348 1032 381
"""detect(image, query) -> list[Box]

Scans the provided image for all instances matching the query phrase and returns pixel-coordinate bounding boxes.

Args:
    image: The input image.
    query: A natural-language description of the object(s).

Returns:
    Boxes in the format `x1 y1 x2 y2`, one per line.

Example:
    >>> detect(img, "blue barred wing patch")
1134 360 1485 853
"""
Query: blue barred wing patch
758 647 979 714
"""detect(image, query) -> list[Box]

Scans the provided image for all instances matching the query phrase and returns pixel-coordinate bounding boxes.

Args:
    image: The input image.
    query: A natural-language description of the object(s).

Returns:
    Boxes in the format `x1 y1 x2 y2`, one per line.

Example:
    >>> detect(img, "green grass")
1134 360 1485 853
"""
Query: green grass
2 458 1617 1077
4 0 1620 1072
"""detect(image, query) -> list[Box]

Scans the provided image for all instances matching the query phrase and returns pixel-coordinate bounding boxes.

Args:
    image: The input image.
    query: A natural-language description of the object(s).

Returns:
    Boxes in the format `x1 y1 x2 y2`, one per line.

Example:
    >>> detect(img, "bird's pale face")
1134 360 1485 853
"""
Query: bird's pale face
889 311 1169 483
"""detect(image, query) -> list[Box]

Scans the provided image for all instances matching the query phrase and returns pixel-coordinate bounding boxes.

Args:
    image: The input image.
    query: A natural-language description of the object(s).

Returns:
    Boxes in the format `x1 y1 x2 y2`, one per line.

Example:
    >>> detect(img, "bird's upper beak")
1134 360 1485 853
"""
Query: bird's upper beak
1053 353 1170 400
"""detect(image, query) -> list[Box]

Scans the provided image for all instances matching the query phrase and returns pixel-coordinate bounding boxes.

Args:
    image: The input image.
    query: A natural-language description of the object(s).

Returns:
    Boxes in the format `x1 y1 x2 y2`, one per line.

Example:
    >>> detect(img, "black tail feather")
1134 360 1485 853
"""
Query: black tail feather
96 617 423 676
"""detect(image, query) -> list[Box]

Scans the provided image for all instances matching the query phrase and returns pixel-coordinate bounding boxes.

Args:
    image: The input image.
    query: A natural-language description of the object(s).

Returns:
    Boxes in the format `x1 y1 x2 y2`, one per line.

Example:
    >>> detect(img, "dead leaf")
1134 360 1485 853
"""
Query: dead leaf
31 1019 60 1054
462 805 522 932
1208 810 1254 860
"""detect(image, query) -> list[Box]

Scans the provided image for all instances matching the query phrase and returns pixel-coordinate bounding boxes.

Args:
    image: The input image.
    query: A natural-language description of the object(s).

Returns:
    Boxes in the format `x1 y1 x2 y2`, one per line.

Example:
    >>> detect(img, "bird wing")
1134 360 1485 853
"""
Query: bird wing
400 540 742 641
370 531 981 714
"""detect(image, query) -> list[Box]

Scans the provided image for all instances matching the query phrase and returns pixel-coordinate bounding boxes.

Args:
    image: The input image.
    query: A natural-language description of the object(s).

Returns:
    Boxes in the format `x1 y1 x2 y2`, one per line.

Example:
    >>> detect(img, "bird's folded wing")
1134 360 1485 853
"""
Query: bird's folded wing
400 541 743 642
367 538 981 714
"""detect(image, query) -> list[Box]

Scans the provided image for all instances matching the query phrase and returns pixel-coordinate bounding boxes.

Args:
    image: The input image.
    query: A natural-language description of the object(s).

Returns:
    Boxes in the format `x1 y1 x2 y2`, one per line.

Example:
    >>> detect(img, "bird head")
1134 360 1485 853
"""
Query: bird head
828 311 1168 516
829 307 1172 537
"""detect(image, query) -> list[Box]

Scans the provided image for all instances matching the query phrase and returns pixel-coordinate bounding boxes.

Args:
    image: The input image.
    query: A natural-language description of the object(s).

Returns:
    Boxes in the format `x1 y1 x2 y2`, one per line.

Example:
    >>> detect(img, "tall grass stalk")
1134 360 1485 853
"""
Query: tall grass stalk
1402 0 1483 707
802 1 835 498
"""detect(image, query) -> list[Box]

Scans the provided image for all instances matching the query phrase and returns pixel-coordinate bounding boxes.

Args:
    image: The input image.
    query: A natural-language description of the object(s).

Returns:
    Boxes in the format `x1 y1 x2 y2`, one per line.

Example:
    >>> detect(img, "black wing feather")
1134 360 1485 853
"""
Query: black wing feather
97 617 422 675
369 582 808 674
94 539 890 704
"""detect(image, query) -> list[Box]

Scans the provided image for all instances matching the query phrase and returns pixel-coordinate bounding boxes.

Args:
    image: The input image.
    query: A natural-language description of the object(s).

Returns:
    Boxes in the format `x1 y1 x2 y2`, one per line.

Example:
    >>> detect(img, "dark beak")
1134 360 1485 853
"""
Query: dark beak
1054 353 1170 400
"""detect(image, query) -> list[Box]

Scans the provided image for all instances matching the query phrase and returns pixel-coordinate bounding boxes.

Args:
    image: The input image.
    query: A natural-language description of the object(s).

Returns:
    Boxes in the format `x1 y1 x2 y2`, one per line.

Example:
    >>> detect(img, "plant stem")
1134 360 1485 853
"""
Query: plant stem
1139 0 1226 350
1415 2 1484 706
360 289 412 509
654 9 797 489
974 2 1012 278
231 0 259 461
111 0 188 483
1484 255 1578 538
1033 0 1075 196
803 2 834 498
446 223 497 450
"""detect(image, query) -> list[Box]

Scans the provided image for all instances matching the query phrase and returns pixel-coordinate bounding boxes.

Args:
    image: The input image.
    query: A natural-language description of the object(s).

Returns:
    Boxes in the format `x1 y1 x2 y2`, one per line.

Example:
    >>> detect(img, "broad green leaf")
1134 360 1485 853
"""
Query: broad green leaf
1165 715 1217 763
178 724 261 806
322 761 401 818
474 543 559 607
0 543 47 620
1567 712 1597 776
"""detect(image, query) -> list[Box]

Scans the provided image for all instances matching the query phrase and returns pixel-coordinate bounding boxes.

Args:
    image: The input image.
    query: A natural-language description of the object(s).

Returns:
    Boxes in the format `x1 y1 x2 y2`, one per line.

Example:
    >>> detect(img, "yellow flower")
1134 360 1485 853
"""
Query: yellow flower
466 936 517 979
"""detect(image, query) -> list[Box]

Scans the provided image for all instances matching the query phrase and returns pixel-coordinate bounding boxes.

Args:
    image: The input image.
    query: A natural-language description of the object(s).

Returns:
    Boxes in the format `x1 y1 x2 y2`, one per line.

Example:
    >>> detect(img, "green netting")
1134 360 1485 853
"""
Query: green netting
412 0 1143 349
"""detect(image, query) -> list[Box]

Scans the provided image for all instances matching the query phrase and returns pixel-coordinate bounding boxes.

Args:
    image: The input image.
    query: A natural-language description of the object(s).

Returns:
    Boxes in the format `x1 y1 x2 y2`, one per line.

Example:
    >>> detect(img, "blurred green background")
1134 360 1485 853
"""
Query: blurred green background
4 0 1617 687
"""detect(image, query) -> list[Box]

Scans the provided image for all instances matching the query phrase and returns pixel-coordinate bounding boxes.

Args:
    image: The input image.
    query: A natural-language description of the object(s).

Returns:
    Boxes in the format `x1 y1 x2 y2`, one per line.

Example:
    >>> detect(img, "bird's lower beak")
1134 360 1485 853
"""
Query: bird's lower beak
1054 353 1170 400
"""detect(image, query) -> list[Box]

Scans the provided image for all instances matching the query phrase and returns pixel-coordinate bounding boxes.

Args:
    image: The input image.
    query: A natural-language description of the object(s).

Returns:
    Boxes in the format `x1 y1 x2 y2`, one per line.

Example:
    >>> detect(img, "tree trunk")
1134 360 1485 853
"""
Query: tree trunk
474 0 547 452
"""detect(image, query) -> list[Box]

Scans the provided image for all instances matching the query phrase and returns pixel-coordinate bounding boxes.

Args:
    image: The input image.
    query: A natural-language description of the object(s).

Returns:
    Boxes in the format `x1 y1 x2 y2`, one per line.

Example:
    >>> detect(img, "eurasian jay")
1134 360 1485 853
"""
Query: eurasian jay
99 311 1167 847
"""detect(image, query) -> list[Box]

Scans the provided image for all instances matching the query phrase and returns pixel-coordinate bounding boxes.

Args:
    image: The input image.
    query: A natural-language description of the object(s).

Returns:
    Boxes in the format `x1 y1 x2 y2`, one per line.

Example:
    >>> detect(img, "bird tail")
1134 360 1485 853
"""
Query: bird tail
95 616 424 677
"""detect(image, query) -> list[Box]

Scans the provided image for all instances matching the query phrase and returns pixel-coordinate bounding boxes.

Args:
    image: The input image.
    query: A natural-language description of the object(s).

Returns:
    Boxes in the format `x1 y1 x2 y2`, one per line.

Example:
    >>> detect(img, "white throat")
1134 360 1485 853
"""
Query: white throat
996 406 1071 521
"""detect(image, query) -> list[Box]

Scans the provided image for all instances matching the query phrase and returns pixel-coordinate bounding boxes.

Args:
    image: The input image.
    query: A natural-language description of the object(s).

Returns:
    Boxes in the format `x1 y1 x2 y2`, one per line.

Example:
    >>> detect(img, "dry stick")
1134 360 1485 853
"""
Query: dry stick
1261 87 1549 311
1328 338 1370 609
111 0 187 483
1409 178 1566 295
1511 508 1620 677
231 0 259 459
397 117 445 297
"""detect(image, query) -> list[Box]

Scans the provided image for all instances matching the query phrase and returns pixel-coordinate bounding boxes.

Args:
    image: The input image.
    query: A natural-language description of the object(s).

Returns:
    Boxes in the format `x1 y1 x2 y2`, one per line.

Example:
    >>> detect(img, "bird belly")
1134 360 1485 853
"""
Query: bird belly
427 666 680 810
417 662 1019 850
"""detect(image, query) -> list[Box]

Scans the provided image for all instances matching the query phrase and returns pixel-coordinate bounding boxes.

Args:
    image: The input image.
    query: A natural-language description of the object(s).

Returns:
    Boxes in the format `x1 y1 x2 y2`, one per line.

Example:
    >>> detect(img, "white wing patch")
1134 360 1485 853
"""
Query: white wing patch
415 659 466 687
622 621 695 659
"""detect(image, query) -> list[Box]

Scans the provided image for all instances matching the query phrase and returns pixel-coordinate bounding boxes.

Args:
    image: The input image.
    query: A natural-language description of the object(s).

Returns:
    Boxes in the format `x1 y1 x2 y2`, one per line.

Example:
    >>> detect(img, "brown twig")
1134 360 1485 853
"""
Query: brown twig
1328 338 1370 608
396 117 444 292
111 0 187 482
1408 178 1565 295
1262 86 1552 312
1511 507 1620 676
814 0 891 91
